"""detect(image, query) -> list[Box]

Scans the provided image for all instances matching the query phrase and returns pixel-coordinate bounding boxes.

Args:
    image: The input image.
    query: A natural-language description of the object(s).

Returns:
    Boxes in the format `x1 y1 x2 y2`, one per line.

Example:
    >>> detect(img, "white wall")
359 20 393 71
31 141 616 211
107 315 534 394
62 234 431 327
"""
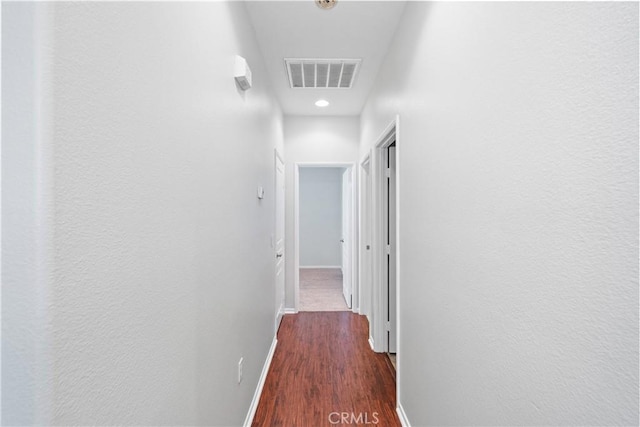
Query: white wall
299 168 343 267
361 2 638 425
2 3 54 423
283 116 359 308
3 2 283 425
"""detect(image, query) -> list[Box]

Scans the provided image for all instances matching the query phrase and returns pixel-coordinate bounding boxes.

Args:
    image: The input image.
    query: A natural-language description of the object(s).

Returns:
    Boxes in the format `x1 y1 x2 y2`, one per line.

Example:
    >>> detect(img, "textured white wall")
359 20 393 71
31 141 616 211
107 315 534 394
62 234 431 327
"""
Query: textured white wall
299 168 343 267
3 2 283 425
361 2 638 425
283 116 359 308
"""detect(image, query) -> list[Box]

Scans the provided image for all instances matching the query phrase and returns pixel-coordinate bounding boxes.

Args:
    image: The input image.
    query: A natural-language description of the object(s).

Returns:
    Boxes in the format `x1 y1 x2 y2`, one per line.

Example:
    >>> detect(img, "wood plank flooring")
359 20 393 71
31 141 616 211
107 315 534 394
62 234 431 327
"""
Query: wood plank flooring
252 312 400 427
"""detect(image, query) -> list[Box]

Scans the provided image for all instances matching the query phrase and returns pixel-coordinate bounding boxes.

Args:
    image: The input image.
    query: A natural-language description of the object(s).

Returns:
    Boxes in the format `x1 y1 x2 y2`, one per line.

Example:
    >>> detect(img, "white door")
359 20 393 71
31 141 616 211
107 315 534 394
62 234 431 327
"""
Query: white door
274 151 285 332
342 168 352 308
360 158 372 321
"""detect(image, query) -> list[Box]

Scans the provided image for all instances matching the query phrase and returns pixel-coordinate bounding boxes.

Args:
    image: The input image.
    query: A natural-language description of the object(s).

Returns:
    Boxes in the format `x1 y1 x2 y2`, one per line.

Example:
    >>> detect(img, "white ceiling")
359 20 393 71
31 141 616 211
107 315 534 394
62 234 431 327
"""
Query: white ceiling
245 1 407 116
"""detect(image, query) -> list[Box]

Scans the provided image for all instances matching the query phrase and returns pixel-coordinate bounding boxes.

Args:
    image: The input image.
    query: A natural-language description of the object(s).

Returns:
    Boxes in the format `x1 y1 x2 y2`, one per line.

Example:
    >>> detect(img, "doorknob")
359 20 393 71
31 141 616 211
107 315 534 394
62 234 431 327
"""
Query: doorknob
340 239 345 243
276 252 283 258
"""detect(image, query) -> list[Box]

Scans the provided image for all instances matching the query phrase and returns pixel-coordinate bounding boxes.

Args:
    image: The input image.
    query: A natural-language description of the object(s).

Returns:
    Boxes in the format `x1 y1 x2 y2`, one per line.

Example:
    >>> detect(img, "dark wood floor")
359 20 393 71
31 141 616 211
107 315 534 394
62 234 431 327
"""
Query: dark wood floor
252 312 400 427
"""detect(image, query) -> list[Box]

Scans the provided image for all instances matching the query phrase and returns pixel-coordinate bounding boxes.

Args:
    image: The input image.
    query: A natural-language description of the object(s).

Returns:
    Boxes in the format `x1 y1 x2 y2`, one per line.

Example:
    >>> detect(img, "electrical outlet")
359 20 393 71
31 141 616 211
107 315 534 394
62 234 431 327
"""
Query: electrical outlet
238 357 243 384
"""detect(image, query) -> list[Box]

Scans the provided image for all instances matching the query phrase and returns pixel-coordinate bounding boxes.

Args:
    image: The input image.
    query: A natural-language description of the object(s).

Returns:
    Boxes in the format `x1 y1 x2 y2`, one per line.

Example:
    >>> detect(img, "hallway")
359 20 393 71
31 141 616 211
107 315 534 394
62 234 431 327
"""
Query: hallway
252 312 399 426
3 1 638 426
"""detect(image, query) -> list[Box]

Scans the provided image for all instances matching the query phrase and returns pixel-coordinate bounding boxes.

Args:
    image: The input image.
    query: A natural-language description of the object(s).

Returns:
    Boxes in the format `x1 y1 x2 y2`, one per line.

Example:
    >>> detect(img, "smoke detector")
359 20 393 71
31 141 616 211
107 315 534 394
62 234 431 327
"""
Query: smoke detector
315 0 337 10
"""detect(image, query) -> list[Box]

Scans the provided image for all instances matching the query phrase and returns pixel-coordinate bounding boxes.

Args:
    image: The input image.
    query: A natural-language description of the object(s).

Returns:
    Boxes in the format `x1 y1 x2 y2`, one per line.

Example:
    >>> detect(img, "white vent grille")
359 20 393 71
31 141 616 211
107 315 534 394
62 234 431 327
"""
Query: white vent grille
285 59 361 89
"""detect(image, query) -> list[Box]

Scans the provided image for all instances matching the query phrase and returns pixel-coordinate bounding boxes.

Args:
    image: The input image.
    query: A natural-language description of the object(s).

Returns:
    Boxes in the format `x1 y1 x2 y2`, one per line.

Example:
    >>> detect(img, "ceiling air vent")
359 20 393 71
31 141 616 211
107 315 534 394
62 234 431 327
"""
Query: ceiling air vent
285 59 361 89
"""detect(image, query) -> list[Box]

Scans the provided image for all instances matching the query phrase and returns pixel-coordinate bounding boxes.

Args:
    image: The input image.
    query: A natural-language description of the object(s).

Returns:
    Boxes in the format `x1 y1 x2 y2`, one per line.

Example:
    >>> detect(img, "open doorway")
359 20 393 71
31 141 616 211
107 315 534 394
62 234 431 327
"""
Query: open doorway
385 142 397 368
365 117 399 380
294 163 357 312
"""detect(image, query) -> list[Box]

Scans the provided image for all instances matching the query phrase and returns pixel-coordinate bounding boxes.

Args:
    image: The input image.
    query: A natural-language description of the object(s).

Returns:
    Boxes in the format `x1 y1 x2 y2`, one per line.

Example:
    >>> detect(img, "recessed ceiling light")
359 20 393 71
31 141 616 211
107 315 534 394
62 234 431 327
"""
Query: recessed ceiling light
315 99 330 107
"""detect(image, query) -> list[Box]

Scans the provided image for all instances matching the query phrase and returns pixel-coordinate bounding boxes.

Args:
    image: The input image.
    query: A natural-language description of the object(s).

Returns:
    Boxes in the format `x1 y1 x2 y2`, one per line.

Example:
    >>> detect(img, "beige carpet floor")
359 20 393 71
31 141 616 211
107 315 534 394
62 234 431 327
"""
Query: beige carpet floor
299 268 349 312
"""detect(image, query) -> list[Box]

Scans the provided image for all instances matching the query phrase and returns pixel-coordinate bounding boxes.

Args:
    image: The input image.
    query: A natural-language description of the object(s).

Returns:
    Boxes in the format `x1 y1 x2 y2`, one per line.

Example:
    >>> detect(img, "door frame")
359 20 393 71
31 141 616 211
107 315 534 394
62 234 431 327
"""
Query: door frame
386 144 397 354
370 116 400 358
368 115 401 407
293 162 358 313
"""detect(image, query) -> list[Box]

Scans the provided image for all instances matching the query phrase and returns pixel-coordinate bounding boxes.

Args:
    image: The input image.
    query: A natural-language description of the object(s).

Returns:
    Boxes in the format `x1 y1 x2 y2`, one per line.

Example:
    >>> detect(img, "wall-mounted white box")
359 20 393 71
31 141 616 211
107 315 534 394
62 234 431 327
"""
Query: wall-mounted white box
234 55 252 91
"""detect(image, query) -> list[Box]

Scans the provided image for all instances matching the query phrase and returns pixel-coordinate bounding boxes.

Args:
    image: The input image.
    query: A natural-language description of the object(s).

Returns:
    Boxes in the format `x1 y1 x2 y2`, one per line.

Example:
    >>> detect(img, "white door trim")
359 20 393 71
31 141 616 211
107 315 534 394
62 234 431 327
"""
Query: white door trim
369 115 402 407
293 162 358 313
371 118 397 353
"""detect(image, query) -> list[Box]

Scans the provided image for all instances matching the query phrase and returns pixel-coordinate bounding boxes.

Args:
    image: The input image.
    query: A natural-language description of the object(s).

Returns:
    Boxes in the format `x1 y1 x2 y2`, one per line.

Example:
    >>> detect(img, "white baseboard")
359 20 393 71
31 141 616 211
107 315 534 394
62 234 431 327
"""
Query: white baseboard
275 307 284 333
243 336 278 427
284 308 297 314
396 403 411 427
299 265 341 269
368 337 375 351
